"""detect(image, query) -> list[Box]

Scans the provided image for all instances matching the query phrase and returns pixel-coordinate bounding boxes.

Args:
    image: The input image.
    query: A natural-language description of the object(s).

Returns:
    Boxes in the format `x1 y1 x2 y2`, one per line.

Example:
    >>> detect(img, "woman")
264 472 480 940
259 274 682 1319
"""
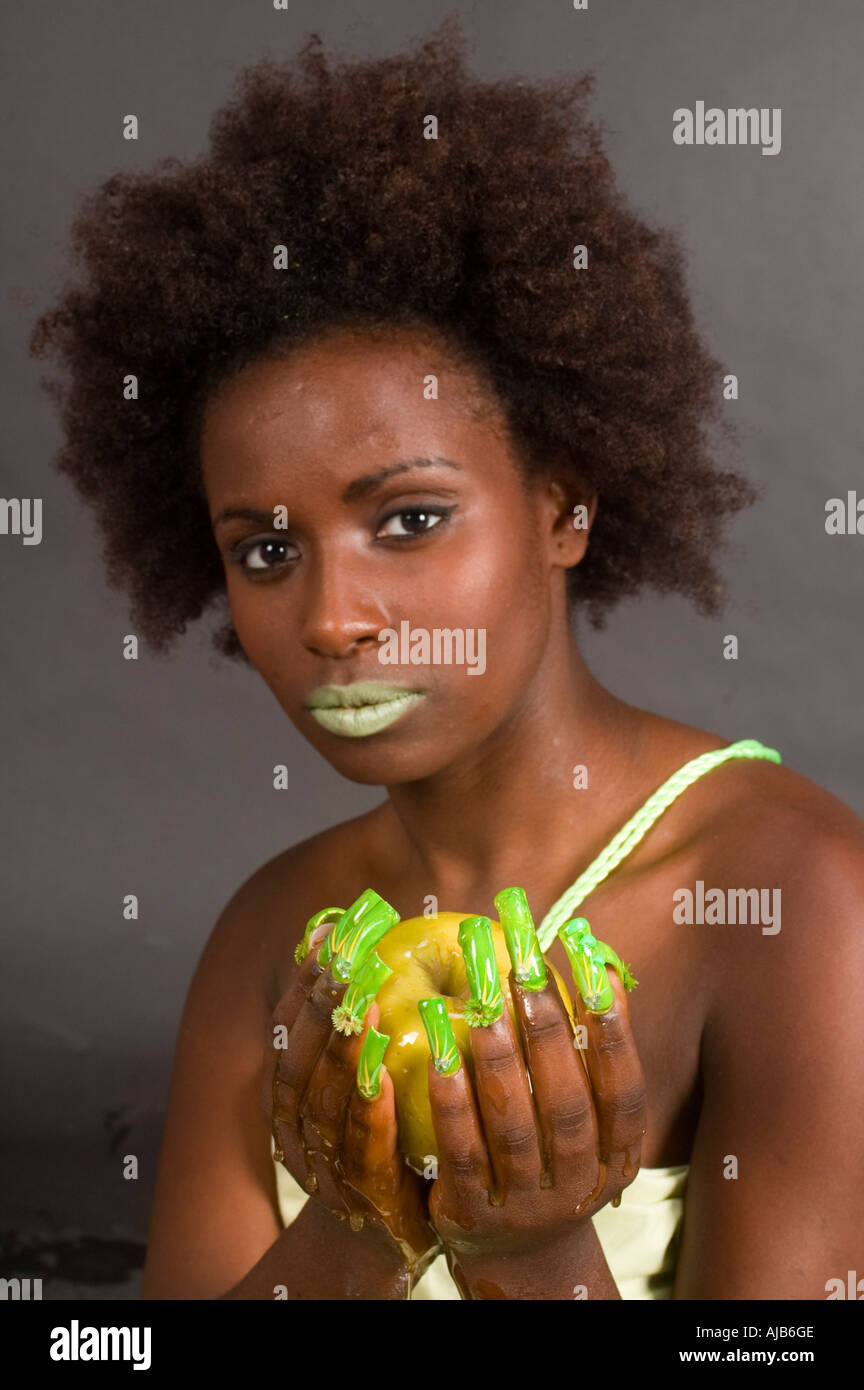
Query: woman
31 24 864 1300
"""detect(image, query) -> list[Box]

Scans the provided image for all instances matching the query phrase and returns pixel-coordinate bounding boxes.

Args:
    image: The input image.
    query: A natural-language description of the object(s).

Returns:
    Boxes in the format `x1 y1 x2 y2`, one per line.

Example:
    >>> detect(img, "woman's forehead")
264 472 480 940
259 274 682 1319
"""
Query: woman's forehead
205 324 496 411
199 328 516 482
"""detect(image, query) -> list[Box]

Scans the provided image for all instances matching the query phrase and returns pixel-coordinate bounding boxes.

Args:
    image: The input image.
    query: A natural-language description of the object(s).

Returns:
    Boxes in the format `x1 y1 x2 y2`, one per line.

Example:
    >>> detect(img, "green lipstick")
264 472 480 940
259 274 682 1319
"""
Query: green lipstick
304 683 427 738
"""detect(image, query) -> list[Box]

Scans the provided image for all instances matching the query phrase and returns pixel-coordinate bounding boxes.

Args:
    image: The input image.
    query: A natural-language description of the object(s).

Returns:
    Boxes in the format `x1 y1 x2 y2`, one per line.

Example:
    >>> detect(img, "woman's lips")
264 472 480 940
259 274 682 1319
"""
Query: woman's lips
304 683 427 738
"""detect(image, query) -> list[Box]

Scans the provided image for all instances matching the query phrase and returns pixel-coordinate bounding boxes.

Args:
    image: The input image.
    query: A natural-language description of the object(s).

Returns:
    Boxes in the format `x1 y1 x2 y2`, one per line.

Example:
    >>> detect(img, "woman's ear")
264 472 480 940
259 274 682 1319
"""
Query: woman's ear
544 475 598 569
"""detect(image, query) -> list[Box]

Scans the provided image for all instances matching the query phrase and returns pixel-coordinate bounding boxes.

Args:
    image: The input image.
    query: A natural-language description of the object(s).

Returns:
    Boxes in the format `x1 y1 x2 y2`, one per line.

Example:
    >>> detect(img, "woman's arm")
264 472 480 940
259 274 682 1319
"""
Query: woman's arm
140 868 406 1299
219 1197 409 1299
673 826 864 1299
446 1215 621 1299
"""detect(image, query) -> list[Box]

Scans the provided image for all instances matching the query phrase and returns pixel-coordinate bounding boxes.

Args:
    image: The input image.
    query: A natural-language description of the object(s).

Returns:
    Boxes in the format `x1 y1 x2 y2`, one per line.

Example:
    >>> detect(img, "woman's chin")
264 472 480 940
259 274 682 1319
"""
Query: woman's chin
303 725 463 786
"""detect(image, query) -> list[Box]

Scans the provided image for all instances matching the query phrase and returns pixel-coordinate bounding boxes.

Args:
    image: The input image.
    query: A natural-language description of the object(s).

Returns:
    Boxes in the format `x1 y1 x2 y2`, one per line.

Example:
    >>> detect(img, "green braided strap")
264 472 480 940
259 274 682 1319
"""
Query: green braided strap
536 738 782 953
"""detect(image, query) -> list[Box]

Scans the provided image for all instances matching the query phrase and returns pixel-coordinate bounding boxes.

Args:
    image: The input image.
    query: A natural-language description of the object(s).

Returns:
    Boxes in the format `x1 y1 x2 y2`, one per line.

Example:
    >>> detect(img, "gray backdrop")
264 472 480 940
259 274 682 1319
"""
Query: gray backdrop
2 0 862 1297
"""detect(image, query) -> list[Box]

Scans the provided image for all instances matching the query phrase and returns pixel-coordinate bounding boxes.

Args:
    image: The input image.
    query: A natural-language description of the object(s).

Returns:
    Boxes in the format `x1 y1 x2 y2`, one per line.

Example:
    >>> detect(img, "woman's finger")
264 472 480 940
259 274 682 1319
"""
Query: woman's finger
343 1066 401 1184
260 915 340 1122
467 1000 543 1194
282 910 345 1030
301 1013 373 1215
426 1045 494 1206
570 966 647 1166
302 997 375 1154
342 1005 403 1197
509 975 601 1193
438 914 541 1196
274 965 346 1120
270 966 347 1192
262 922 344 1189
343 1038 438 1262
300 951 393 1177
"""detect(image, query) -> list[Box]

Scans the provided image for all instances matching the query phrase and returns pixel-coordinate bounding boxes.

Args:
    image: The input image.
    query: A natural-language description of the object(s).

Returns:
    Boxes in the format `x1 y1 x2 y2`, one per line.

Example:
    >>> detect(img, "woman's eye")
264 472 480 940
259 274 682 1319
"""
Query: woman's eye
376 507 453 539
232 507 455 575
236 538 296 572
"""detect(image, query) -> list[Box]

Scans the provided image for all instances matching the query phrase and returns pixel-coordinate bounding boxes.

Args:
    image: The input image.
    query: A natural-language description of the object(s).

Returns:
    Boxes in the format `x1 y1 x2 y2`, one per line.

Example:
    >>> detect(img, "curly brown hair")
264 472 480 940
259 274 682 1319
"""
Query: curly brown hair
29 19 757 662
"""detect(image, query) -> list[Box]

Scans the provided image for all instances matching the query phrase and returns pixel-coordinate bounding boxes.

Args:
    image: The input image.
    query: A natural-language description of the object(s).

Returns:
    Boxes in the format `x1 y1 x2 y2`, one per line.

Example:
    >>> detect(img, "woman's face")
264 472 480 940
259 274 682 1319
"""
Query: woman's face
200 325 590 785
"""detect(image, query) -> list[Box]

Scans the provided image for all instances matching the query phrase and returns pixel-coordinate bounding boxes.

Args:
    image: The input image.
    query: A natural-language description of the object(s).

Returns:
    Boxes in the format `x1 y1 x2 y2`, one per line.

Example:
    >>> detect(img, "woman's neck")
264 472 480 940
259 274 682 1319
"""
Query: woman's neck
379 642 648 907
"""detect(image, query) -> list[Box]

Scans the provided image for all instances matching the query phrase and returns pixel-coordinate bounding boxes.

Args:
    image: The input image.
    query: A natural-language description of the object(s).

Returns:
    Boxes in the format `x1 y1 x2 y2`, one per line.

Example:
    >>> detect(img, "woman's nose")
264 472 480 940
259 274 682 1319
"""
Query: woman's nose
298 550 390 660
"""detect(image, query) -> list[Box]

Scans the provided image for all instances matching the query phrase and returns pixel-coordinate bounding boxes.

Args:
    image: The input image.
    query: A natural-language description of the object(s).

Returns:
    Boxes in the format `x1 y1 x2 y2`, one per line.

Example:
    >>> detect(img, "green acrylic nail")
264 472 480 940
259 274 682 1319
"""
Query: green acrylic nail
331 951 393 1035
316 891 368 970
458 915 504 1027
319 888 400 981
418 997 461 1075
558 919 612 1012
592 939 639 991
558 918 638 992
577 946 614 1012
561 917 592 944
494 885 548 990
357 1024 390 1099
294 906 344 966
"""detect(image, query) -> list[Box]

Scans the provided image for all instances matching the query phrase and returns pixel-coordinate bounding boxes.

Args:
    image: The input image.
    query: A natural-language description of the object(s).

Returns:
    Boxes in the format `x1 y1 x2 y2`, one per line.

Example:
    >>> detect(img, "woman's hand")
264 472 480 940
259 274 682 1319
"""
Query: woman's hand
261 918 442 1282
425 963 647 1269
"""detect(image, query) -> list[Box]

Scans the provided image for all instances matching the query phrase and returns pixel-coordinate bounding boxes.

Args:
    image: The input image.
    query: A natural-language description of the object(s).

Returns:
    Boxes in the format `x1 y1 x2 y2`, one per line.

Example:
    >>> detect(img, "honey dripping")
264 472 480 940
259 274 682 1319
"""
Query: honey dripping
622 1143 640 1179
572 1161 607 1216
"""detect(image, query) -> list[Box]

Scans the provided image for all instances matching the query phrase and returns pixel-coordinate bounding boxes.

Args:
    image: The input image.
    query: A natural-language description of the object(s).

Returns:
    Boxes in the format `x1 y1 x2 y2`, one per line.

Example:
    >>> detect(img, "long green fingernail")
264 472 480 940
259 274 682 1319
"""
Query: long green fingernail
295 906 344 966
558 918 638 996
494 886 548 990
592 938 639 991
320 888 400 981
357 1024 390 1098
560 917 592 945
316 889 376 971
331 951 393 1035
418 997 461 1075
458 915 504 1027
558 919 613 1012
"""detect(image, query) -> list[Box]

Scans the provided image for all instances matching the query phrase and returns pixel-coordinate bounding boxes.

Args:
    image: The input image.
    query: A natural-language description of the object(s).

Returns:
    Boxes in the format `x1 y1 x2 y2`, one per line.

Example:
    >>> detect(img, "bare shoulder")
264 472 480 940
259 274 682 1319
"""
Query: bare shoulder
631 711 864 968
639 710 864 870
697 744 864 890
647 719 864 1029
212 804 387 1007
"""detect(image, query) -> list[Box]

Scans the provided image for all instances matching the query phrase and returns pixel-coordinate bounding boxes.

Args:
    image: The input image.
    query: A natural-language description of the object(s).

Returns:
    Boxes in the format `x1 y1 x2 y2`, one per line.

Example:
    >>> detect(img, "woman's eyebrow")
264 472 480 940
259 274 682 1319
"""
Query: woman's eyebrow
211 505 279 531
211 456 463 529
340 455 462 504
